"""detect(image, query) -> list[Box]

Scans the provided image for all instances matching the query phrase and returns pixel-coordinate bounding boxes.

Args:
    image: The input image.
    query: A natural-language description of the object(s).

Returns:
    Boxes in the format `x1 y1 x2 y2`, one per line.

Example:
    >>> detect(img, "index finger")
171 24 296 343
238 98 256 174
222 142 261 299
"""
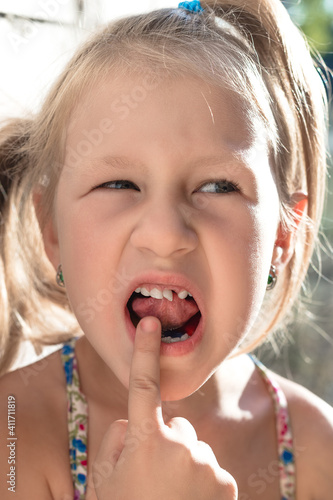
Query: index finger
128 316 163 429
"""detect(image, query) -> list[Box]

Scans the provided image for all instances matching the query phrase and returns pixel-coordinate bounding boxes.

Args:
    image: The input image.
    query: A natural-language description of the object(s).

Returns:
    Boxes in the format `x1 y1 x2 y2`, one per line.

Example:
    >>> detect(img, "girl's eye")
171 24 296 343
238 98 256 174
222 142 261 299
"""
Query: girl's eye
96 180 140 191
95 179 239 194
198 180 240 194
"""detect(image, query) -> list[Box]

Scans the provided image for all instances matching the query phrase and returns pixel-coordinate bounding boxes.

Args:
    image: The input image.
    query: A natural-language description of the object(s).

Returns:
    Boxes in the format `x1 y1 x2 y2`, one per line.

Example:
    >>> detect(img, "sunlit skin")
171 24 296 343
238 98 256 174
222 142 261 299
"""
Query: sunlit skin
44 74 283 405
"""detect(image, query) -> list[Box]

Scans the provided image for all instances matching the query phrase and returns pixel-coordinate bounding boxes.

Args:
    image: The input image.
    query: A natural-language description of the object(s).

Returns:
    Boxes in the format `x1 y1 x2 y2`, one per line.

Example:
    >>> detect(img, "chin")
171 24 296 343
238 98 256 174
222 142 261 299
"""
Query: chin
159 369 211 402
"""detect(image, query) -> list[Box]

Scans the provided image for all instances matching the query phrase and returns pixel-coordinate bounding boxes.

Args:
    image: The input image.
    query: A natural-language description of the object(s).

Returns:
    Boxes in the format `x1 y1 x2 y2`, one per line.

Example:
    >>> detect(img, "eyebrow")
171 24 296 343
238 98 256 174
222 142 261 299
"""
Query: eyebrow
94 155 148 172
86 152 251 173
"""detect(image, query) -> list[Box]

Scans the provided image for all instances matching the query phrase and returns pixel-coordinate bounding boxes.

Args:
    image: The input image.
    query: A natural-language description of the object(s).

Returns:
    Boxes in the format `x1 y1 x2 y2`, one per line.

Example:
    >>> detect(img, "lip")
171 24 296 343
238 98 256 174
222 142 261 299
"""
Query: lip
123 271 206 356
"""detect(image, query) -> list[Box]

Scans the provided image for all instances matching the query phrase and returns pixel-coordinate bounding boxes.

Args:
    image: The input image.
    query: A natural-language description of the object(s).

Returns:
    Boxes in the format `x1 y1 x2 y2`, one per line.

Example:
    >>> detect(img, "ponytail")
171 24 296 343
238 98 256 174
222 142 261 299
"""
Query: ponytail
0 119 30 211
0 119 31 374
0 119 78 376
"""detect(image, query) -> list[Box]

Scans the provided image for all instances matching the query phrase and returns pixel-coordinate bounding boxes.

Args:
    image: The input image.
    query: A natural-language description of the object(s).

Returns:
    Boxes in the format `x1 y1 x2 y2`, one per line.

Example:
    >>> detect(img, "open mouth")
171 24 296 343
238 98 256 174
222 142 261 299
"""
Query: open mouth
127 290 202 344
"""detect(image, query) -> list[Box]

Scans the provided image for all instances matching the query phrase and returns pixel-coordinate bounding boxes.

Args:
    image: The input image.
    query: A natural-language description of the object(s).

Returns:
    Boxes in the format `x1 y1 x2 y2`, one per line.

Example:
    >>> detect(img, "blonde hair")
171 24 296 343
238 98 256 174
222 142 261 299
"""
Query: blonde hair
0 0 328 374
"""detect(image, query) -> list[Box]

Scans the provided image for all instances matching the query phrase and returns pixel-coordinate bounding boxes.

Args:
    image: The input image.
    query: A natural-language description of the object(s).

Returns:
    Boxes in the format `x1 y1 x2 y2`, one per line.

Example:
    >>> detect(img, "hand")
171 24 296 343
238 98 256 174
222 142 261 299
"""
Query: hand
93 316 238 500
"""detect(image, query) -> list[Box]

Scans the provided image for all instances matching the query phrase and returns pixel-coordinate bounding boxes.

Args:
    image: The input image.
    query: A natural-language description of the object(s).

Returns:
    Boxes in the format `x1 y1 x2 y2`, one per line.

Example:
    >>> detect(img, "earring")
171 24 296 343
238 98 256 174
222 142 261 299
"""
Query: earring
56 264 65 287
266 265 277 290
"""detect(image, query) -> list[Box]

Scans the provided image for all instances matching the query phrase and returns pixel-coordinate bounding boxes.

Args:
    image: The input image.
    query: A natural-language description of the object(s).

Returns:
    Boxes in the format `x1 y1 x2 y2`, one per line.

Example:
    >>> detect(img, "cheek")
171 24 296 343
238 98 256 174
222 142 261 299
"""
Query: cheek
203 198 276 268
55 208 116 328
201 200 278 337
56 205 134 383
58 200 125 273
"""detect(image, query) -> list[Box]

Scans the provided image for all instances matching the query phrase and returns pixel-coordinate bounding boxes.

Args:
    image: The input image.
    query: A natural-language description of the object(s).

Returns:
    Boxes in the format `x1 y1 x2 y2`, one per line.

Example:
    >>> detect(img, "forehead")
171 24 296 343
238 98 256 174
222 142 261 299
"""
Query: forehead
64 72 269 170
70 72 260 130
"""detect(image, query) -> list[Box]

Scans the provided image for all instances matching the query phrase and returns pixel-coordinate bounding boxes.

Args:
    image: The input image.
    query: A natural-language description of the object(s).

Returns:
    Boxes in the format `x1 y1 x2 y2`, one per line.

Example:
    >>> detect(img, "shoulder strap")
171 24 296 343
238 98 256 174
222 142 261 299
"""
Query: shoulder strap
249 354 296 500
60 337 88 499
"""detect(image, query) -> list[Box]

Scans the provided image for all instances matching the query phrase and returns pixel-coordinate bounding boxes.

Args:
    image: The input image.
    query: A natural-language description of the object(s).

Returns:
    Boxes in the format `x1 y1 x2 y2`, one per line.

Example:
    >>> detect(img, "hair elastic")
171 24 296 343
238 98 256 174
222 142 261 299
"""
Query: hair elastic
178 1 204 13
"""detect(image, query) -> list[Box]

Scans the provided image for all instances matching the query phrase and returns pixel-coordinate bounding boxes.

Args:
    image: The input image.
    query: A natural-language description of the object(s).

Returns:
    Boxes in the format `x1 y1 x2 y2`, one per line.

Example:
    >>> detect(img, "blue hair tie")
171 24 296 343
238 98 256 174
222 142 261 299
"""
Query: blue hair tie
178 1 204 13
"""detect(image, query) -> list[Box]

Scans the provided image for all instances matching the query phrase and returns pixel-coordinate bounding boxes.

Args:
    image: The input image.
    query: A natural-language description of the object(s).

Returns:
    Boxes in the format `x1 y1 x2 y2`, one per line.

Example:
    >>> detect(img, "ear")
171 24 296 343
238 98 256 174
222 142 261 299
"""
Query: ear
33 189 60 270
272 192 308 273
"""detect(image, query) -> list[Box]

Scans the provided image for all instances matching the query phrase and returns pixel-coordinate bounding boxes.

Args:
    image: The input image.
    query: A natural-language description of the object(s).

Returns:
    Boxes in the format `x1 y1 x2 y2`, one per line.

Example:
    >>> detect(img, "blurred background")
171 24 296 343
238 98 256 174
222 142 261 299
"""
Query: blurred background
256 0 333 406
0 0 332 404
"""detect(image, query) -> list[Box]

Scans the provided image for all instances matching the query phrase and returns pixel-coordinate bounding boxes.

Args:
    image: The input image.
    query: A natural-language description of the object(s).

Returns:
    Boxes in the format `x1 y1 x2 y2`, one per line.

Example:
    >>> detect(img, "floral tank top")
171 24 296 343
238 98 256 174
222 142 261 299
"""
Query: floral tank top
60 338 296 500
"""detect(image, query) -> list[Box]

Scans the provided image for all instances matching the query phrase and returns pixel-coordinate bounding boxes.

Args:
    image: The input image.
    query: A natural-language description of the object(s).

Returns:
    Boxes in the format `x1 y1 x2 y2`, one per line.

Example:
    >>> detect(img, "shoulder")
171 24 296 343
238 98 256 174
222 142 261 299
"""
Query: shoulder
273 372 333 500
0 346 74 499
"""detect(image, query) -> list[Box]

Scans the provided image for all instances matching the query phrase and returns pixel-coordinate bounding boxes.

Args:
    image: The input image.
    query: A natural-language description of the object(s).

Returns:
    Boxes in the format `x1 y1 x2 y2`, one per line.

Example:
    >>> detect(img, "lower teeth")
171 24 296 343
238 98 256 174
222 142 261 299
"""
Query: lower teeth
161 333 189 344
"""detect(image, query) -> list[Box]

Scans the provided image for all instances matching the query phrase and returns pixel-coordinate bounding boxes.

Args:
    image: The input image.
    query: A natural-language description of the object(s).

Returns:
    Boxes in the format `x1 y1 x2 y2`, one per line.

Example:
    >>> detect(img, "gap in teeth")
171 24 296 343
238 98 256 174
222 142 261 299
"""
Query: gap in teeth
161 333 189 343
134 286 192 301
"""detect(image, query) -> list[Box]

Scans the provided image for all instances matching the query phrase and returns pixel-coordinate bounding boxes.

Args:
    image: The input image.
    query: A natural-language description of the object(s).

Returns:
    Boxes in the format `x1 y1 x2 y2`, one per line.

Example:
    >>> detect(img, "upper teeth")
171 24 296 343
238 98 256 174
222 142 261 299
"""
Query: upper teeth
134 287 192 302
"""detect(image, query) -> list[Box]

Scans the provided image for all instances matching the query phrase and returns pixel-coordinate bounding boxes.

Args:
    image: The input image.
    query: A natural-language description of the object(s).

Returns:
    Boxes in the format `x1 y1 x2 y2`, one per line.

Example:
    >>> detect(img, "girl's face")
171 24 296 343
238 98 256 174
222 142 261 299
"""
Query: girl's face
48 74 281 400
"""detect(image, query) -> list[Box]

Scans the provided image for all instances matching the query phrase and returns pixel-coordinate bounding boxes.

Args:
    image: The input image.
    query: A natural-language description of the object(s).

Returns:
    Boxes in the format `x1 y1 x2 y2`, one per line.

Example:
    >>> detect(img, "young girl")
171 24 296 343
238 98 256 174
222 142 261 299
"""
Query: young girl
0 0 332 498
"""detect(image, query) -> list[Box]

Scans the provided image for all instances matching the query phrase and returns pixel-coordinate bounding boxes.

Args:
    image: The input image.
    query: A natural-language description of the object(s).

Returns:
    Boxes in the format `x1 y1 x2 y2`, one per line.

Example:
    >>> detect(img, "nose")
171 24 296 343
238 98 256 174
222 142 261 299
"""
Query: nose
130 197 198 258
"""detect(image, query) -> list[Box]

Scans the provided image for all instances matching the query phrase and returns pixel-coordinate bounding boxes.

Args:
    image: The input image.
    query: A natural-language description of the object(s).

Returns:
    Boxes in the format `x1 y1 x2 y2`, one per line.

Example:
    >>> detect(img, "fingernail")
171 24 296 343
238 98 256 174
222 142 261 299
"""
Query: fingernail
140 317 159 333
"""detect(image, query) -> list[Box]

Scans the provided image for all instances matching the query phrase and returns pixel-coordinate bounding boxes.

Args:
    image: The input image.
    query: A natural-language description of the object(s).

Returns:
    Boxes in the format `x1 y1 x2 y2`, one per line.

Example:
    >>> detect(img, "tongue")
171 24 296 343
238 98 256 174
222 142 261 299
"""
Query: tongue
131 292 199 330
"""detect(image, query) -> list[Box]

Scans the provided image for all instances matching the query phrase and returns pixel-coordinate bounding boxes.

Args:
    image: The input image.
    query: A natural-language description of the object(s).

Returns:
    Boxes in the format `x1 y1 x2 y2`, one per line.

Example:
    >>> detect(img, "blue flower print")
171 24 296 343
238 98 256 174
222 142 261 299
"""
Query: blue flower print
281 449 294 464
77 473 86 484
62 344 74 355
64 358 73 384
72 438 87 453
